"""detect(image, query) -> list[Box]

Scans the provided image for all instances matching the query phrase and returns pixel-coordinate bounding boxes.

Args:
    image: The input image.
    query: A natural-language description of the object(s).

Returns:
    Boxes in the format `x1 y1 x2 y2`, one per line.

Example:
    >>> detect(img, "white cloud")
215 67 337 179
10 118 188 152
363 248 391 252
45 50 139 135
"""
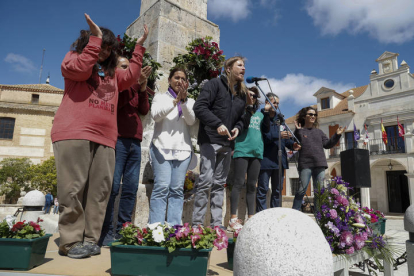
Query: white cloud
5 53 37 73
257 73 353 106
306 0 414 44
208 0 250 22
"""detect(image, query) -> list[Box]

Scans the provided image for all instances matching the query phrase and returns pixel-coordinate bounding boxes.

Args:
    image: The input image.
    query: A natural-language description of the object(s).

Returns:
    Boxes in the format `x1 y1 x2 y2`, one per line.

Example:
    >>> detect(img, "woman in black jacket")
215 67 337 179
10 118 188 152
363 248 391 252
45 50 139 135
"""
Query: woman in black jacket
192 56 253 228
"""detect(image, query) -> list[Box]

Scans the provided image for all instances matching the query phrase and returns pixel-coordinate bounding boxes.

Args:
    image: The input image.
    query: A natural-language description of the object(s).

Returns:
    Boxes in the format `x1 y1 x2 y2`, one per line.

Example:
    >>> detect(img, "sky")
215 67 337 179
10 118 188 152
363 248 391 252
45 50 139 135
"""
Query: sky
1 0 414 119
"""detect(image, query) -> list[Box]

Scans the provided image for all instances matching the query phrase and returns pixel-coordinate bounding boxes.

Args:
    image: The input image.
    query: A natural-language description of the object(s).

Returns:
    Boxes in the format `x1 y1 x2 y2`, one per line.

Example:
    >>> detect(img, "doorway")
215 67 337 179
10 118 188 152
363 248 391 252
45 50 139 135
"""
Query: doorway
386 170 410 213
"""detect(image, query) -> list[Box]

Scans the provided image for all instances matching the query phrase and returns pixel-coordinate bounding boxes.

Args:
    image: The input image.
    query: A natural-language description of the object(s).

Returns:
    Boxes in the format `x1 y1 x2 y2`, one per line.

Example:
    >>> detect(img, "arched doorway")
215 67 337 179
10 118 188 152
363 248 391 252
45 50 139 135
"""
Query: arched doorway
370 159 409 213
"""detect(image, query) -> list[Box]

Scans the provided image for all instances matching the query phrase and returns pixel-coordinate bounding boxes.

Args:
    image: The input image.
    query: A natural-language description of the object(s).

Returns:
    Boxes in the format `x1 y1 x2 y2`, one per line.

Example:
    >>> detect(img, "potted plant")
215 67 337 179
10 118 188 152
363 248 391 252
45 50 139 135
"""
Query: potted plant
110 222 228 276
0 216 52 270
314 177 395 274
361 207 387 235
226 228 241 271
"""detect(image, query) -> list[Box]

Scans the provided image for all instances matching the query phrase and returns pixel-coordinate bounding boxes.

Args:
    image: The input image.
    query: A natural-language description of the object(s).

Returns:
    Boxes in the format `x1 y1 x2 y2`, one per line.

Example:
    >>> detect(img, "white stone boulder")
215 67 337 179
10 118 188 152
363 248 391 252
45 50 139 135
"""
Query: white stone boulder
234 208 333 276
22 190 45 206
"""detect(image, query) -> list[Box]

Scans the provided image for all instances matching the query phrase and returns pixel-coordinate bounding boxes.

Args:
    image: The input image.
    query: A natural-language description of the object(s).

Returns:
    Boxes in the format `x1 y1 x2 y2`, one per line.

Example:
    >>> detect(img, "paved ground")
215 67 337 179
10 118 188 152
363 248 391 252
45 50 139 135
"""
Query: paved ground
0 215 408 276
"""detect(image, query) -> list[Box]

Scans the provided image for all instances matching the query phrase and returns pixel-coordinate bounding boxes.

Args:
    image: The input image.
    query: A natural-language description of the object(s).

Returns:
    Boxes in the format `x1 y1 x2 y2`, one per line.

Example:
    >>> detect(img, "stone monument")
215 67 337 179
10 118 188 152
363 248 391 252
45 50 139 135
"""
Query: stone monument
405 204 414 275
20 190 45 223
234 208 333 276
122 0 220 227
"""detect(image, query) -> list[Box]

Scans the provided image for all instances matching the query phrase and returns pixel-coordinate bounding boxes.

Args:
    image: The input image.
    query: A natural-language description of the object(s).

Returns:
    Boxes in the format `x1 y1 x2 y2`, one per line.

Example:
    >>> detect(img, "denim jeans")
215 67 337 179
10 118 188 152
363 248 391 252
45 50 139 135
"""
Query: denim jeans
101 138 141 236
53 205 59 214
292 167 325 210
149 145 191 226
44 203 51 214
256 169 285 212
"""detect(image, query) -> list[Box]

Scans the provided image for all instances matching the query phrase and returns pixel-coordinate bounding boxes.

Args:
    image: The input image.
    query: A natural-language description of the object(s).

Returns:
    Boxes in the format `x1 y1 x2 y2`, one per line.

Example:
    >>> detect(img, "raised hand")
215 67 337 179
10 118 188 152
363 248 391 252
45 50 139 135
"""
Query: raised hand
136 24 149 46
294 120 302 129
336 126 347 135
264 102 272 112
139 66 152 84
217 125 231 139
84 13 102 38
229 128 240 140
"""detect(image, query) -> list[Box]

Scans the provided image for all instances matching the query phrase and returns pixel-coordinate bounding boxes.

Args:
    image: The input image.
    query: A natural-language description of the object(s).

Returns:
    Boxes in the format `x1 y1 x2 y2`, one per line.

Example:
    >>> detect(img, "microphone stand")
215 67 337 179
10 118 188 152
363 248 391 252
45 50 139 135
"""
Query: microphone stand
254 81 300 208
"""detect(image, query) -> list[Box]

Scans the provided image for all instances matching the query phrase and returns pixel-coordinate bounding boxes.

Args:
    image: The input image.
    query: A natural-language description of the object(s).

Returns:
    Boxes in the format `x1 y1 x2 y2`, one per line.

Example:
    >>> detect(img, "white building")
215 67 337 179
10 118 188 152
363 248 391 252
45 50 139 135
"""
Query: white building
285 51 414 215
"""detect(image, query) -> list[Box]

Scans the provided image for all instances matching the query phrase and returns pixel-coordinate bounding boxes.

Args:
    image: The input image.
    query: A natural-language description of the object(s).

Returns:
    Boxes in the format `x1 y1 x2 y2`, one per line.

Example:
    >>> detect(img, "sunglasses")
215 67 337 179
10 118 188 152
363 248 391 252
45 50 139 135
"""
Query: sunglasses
252 94 258 99
306 113 317 117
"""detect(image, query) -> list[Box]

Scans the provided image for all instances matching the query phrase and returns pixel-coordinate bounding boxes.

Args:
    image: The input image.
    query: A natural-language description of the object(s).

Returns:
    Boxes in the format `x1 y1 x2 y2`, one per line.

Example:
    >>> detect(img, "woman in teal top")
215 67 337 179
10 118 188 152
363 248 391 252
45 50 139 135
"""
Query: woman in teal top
228 87 270 231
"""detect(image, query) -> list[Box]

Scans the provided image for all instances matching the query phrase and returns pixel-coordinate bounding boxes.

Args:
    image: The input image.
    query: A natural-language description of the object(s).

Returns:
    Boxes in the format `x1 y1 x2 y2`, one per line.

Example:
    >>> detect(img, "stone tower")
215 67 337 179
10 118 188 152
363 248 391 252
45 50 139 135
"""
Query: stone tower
126 0 220 92
123 0 221 227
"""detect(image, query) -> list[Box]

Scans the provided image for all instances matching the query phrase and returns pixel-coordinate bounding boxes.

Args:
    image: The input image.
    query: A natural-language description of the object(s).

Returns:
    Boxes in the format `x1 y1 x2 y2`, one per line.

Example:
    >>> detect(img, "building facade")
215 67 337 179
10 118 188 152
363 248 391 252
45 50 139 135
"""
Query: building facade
285 51 414 215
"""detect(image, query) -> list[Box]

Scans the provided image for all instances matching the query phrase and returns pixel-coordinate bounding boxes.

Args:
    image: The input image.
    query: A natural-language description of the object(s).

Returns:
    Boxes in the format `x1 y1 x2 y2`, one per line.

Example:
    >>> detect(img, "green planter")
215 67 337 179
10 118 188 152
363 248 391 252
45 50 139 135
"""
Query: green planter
227 238 235 270
110 243 212 276
0 234 52 271
371 218 387 236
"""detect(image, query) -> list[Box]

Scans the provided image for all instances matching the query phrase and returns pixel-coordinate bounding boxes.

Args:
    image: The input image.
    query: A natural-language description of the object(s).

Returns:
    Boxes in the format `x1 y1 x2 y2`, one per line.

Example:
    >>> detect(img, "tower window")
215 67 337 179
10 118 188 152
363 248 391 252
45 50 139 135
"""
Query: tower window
31 94 39 104
384 79 395 89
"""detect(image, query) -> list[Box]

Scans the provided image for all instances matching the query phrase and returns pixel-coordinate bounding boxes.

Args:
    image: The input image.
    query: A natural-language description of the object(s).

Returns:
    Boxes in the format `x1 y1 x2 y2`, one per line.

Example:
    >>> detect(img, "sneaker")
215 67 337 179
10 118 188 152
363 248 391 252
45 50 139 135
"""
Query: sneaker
66 242 91 259
83 241 101 256
227 218 243 232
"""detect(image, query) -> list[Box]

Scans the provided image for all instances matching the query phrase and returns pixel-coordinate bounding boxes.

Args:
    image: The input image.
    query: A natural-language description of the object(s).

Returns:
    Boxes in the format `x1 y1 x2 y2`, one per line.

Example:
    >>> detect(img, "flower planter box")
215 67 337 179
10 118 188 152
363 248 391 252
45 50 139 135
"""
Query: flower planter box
226 238 235 270
371 218 387 236
110 243 212 276
0 234 52 271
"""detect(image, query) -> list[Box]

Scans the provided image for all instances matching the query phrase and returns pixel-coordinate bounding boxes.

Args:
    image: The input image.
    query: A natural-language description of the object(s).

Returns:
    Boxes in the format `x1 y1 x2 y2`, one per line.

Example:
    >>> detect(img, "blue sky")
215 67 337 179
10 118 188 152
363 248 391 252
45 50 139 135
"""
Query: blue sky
1 0 414 118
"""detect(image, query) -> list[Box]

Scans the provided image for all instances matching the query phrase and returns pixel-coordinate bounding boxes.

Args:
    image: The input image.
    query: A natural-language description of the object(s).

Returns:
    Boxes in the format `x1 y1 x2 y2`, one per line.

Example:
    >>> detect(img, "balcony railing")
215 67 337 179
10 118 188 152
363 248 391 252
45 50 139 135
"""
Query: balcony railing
329 136 405 158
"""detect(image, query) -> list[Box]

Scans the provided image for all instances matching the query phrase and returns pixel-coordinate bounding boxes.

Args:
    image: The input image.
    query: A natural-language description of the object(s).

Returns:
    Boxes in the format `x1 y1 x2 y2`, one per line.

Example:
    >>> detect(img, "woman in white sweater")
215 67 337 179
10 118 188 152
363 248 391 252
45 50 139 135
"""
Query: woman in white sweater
149 67 196 226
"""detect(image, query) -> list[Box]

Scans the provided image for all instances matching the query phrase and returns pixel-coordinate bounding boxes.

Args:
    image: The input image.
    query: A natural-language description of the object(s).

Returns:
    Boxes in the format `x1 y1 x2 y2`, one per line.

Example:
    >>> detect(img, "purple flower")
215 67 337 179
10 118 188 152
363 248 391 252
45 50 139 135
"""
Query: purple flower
316 212 322 220
346 246 355 255
329 209 338 219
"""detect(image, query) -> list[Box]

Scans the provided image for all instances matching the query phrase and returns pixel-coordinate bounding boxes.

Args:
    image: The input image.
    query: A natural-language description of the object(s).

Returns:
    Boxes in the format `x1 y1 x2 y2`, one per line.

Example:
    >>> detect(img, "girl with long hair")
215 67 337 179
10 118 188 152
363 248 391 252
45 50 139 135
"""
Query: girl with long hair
51 14 148 259
192 56 254 228
292 106 346 210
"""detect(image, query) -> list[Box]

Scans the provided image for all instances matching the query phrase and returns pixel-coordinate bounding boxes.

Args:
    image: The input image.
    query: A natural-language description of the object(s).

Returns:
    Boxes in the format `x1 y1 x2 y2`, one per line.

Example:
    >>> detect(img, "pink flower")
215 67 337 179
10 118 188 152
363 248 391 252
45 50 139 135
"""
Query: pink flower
214 226 226 239
330 188 339 195
212 42 218 48
335 195 349 206
234 228 241 238
354 234 365 250
329 209 338 219
176 225 190 239
29 221 41 232
370 214 378 223
340 231 354 247
354 215 364 224
217 50 223 55
192 226 202 235
136 231 144 245
191 234 201 248
345 246 355 255
213 235 228 250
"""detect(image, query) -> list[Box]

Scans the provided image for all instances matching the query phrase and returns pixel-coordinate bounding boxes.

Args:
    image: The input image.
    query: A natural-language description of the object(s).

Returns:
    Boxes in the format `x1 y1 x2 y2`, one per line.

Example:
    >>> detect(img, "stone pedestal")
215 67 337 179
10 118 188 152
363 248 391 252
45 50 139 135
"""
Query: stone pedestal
234 208 333 276
404 204 414 276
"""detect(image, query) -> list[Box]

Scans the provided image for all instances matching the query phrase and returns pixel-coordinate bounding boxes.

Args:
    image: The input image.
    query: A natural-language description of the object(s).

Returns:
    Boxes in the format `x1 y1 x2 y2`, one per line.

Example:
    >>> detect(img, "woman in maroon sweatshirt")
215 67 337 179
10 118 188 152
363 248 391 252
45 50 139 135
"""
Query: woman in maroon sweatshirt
51 14 148 259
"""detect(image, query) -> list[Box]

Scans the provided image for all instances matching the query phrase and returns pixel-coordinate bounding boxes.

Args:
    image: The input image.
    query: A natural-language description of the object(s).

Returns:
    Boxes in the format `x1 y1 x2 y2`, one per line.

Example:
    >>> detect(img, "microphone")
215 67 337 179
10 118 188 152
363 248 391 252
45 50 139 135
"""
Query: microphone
246 76 267 84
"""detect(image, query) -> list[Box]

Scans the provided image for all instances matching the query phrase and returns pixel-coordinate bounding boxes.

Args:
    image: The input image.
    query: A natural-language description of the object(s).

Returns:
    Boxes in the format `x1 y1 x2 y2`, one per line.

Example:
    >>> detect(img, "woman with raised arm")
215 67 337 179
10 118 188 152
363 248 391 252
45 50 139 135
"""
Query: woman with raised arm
292 107 346 211
148 67 197 226
51 14 148 259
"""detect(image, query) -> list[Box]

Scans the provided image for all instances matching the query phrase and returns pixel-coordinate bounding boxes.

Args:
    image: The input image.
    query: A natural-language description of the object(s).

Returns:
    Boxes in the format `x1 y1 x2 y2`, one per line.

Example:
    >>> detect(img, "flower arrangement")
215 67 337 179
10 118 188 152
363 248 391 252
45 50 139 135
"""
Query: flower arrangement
113 222 228 253
172 36 225 99
0 216 45 239
361 207 385 223
314 177 395 269
116 33 163 91
184 171 195 193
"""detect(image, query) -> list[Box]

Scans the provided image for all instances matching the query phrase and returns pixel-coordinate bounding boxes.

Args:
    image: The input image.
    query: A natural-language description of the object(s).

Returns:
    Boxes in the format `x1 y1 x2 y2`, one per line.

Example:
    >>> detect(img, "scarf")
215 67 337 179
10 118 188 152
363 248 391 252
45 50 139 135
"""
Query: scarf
168 87 183 117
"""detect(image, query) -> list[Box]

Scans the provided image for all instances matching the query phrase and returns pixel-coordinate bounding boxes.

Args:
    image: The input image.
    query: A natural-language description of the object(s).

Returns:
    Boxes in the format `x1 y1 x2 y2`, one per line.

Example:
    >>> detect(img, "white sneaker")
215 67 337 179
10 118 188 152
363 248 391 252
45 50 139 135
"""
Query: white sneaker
227 218 243 232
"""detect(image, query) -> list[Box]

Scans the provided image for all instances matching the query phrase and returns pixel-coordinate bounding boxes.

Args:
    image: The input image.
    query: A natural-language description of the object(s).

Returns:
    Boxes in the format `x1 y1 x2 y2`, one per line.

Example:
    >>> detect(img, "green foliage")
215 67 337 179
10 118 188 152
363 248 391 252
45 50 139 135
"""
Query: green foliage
172 36 225 99
0 158 32 203
117 33 163 90
30 157 57 196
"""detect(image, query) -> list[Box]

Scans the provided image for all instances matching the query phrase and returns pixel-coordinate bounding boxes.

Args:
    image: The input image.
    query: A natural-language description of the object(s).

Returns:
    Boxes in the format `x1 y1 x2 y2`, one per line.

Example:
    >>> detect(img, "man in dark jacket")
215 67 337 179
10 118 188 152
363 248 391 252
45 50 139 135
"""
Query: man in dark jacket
192 57 253 227
256 93 300 211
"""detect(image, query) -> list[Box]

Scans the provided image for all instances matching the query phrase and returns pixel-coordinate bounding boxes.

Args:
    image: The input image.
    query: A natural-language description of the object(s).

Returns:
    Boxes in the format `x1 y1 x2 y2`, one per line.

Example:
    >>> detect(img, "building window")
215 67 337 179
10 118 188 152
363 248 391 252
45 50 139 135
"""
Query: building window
0 117 16 139
31 94 39 104
321 97 330 109
384 79 395 89
290 178 301 196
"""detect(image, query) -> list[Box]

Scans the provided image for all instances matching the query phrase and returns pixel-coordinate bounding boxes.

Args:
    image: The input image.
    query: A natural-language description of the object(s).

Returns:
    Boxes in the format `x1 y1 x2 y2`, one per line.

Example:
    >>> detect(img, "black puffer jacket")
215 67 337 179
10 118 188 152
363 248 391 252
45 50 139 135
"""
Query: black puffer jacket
194 75 251 147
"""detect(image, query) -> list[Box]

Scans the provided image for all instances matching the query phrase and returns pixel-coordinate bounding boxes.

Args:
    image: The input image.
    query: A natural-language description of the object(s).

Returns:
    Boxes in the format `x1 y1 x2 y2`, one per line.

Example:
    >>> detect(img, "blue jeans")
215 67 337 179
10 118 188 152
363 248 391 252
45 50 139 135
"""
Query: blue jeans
292 167 325 210
149 145 191 226
53 205 59 214
44 203 51 214
256 169 285 212
102 138 141 236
